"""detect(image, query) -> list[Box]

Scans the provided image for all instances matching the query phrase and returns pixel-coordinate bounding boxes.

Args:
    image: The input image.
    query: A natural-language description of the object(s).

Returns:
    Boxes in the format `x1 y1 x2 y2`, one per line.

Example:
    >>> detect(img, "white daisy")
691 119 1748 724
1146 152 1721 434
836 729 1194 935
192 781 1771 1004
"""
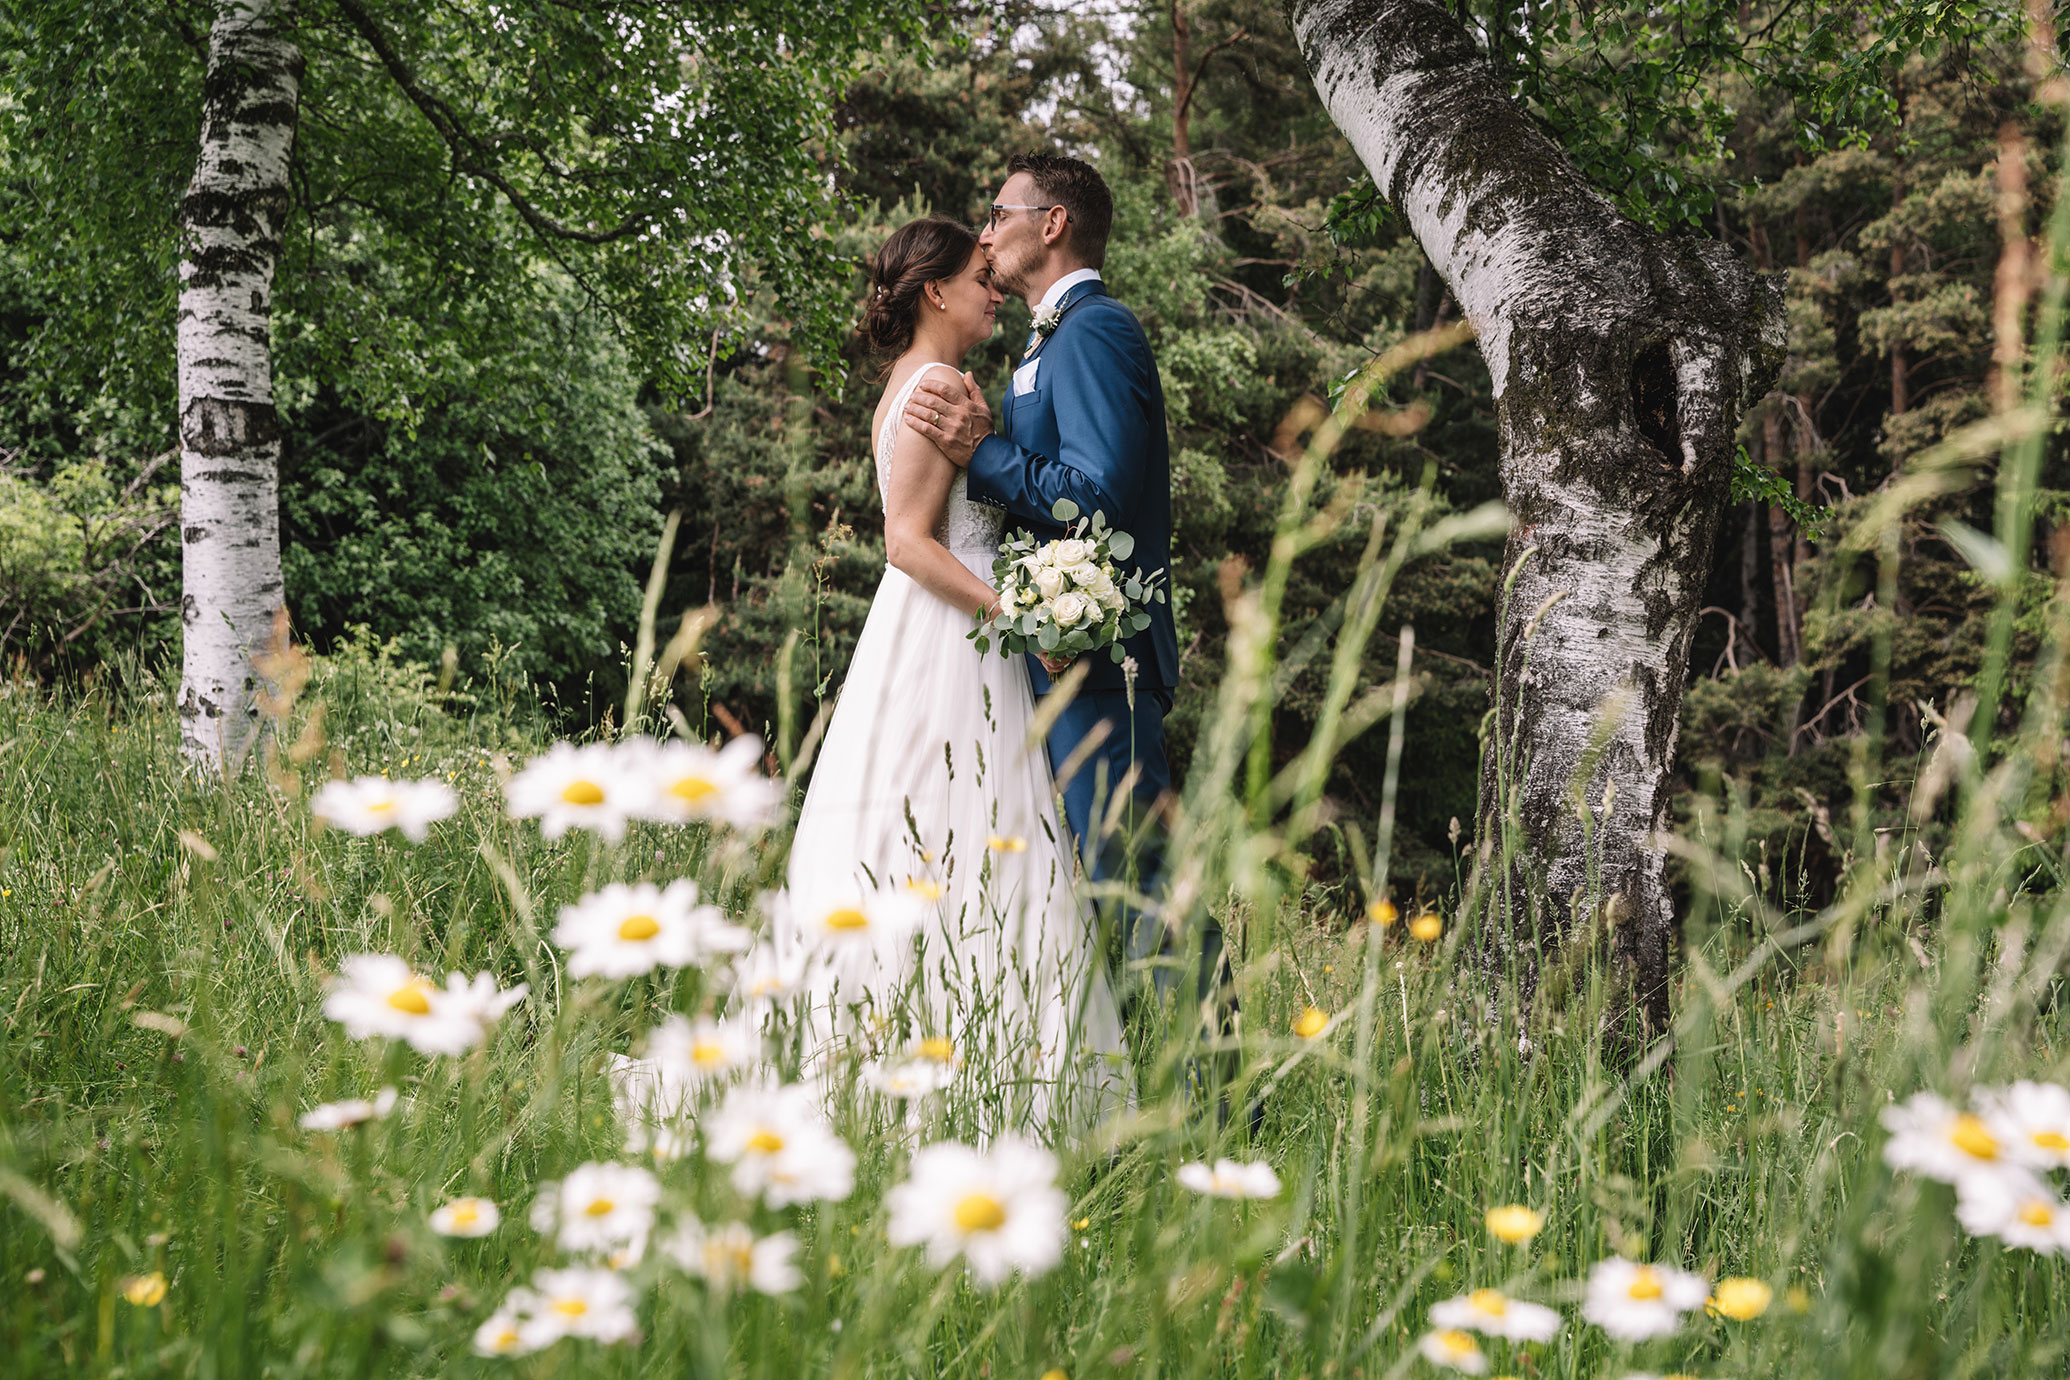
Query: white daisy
320 954 481 1056
1176 1158 1282 1200
1882 1090 2011 1185
1429 1288 1562 1342
1579 1258 1708 1341
513 1267 638 1347
705 1077 856 1207
884 1137 1068 1286
553 880 751 979
1954 1167 2070 1255
648 1012 761 1087
864 1057 957 1099
310 774 459 842
430 1196 501 1238
633 736 784 831
298 1086 398 1131
438 970 528 1035
505 741 650 842
727 940 816 1010
1416 1329 1489 1373
472 1298 544 1357
529 1162 661 1259
1979 1080 2070 1171
772 882 924 973
661 1217 803 1296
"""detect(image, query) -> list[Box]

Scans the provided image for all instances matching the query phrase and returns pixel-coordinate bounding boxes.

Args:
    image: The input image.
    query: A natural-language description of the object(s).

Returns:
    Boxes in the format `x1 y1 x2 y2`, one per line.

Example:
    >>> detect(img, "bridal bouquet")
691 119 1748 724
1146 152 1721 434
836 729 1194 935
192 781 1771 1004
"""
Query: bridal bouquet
970 499 1166 665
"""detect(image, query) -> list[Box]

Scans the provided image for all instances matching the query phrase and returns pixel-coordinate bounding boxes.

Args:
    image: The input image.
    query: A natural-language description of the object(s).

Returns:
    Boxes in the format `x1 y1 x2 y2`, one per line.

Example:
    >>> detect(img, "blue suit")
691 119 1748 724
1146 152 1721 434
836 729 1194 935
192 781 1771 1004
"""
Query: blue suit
968 279 1217 1012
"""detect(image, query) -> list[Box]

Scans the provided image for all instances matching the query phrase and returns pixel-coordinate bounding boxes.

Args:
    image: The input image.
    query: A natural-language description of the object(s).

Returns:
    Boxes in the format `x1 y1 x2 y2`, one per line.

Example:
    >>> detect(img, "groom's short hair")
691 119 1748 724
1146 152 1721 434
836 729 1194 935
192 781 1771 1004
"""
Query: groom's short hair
1008 153 1112 269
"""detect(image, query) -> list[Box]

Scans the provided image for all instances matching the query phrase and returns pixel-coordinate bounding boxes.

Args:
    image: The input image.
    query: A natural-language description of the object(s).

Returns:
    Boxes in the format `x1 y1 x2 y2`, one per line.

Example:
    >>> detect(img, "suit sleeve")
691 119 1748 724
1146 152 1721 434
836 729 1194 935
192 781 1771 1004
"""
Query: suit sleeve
967 308 1149 526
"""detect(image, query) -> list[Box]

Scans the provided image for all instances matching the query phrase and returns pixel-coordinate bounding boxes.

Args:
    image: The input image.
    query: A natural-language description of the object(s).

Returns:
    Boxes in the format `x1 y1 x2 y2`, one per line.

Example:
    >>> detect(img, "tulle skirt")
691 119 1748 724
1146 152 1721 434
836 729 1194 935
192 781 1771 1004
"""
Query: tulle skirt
781 554 1131 1136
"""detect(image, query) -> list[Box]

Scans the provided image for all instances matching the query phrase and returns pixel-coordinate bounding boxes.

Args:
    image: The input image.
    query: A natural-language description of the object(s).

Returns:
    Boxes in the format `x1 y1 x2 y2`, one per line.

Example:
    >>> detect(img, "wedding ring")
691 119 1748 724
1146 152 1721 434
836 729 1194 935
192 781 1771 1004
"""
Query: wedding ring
933 409 943 425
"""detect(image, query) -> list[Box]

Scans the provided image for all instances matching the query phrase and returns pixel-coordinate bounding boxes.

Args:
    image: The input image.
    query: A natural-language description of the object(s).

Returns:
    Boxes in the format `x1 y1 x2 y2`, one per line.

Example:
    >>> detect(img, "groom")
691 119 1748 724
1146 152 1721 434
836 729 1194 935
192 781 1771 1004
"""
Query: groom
905 153 1218 1021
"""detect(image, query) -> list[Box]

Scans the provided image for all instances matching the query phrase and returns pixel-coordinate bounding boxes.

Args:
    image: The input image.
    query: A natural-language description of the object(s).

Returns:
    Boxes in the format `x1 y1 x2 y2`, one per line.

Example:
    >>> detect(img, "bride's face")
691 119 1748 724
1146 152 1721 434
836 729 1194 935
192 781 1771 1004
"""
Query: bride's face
929 246 1002 350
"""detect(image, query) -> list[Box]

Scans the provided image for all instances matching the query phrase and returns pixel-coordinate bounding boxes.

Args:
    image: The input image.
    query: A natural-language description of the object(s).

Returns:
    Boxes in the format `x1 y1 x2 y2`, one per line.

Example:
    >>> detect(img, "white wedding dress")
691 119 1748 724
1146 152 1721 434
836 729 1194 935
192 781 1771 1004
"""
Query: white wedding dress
780 361 1130 1135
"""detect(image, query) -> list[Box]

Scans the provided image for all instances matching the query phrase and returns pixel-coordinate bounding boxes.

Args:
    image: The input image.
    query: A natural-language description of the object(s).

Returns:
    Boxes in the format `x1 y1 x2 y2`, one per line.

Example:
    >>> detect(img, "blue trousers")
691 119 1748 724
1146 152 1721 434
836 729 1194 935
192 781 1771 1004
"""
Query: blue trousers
1039 682 1222 1011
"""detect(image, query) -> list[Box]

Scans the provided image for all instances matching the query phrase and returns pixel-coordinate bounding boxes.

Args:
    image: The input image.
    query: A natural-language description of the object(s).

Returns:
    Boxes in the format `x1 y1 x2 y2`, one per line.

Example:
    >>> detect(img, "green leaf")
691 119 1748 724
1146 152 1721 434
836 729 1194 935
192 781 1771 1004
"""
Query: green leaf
1106 531 1134 561
1051 498 1079 522
1038 622 1059 651
1110 642 1126 663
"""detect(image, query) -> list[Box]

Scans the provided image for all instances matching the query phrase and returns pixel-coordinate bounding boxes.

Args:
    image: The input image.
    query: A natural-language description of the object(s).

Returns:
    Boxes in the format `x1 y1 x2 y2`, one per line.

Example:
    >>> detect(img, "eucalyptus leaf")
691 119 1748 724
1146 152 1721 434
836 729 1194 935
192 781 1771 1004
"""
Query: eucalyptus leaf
1051 498 1080 522
1107 531 1135 561
1038 622 1059 650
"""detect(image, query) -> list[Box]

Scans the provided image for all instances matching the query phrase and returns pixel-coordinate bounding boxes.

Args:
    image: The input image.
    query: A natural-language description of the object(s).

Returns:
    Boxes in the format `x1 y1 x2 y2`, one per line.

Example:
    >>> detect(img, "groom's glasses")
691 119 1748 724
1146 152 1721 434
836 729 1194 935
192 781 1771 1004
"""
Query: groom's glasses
986 203 1067 228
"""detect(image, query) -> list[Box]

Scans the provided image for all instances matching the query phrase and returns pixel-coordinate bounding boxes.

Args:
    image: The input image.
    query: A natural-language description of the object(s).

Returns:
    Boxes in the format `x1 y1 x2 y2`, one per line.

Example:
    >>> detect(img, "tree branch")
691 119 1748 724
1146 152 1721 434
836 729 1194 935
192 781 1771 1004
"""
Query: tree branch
329 0 650 245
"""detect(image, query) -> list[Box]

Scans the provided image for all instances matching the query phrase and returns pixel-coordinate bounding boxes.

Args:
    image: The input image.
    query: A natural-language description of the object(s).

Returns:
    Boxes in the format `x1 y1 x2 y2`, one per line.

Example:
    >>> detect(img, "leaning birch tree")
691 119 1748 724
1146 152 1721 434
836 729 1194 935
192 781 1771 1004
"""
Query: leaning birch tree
176 0 300 768
1289 0 1789 1028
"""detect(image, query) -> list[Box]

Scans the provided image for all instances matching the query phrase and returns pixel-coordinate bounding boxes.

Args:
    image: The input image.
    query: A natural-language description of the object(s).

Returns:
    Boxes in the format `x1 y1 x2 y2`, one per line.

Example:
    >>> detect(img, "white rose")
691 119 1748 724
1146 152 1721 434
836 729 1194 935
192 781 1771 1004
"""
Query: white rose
1052 592 1090 626
997 584 1021 613
1032 566 1065 600
1053 538 1090 566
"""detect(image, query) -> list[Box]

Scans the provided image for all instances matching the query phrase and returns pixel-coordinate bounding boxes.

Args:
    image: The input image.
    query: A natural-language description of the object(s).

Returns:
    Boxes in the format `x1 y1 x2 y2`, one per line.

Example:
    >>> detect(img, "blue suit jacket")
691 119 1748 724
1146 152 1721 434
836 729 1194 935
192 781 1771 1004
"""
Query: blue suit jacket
968 281 1180 695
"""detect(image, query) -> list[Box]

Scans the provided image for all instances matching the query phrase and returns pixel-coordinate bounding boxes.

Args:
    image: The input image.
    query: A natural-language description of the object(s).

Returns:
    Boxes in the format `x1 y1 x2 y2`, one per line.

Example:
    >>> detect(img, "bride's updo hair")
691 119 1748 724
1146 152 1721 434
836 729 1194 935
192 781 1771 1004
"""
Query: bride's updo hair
860 217 980 360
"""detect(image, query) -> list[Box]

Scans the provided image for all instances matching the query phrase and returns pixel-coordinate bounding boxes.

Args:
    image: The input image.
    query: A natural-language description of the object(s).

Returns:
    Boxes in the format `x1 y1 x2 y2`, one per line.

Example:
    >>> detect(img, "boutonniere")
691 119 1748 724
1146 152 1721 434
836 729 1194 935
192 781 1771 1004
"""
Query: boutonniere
1031 303 1063 339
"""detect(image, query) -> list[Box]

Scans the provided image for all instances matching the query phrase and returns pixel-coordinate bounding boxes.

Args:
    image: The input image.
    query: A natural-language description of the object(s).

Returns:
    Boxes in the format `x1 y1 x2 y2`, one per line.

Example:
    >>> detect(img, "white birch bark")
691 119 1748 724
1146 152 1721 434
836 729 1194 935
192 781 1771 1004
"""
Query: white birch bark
1290 0 1786 1030
177 0 302 771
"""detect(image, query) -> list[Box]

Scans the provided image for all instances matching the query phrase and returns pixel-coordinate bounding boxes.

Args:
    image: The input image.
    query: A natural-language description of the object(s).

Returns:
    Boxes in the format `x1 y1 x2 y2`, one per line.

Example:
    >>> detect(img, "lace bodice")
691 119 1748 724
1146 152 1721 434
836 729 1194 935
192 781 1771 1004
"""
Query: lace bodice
877 362 1004 556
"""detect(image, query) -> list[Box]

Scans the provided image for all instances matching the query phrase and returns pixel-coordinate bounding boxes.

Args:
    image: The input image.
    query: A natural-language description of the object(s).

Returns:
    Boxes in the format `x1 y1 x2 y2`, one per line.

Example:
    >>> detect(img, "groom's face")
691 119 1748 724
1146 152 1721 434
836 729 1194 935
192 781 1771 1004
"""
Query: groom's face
979 172 1048 301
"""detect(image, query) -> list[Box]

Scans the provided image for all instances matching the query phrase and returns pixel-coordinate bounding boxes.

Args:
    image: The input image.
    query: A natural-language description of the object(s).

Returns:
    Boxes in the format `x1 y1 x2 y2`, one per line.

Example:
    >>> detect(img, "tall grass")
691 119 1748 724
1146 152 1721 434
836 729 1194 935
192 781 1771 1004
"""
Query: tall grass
6 107 2070 1380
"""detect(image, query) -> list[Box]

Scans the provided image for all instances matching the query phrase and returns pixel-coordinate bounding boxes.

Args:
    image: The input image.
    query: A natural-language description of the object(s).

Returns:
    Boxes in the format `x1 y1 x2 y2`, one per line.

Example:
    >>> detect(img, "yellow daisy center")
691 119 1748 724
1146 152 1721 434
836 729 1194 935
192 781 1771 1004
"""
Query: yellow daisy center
449 1202 480 1226
1436 1330 1478 1359
747 1129 785 1154
954 1193 1008 1232
1292 1007 1329 1039
917 1037 956 1063
988 834 1027 853
905 878 943 900
1626 1267 1664 1300
1949 1114 2000 1160
1484 1205 1543 1242
2018 1200 2055 1228
823 907 871 931
2032 1130 2070 1152
670 775 719 802
1469 1288 1508 1316
367 800 395 813
385 979 434 1015
617 913 661 941
560 779 606 806
692 1041 728 1067
584 1197 616 1218
491 1327 520 1351
553 1297 589 1318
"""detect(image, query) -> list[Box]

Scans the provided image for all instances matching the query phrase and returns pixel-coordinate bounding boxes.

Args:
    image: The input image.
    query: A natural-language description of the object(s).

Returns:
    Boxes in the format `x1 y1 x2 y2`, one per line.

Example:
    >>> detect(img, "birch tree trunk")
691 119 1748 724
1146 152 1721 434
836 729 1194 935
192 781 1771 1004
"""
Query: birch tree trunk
1289 0 1786 1031
177 0 301 771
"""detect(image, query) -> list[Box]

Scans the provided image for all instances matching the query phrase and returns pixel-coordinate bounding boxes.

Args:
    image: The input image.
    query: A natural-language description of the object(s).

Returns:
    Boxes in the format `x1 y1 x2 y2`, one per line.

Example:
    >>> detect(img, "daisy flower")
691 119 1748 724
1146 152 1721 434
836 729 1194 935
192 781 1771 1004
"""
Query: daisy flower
706 1077 856 1207
632 736 783 831
473 1302 543 1357
1176 1158 1282 1199
1954 1167 2070 1255
772 882 924 971
1881 1090 2010 1185
1417 1329 1488 1373
513 1267 639 1348
299 1086 398 1131
727 941 815 1008
863 1038 962 1100
530 1162 661 1259
1979 1080 2070 1171
434 971 530 1048
1580 1258 1708 1341
431 1196 501 1238
505 741 650 842
310 775 458 842
1430 1288 1562 1341
321 954 481 1056
661 1217 803 1296
885 1136 1068 1286
552 880 750 979
647 1012 761 1087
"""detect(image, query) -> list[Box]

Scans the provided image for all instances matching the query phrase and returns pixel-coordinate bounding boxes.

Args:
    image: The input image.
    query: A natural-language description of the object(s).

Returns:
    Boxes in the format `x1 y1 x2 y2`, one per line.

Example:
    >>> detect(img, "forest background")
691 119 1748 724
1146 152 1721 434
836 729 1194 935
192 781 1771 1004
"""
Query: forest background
2 0 2055 909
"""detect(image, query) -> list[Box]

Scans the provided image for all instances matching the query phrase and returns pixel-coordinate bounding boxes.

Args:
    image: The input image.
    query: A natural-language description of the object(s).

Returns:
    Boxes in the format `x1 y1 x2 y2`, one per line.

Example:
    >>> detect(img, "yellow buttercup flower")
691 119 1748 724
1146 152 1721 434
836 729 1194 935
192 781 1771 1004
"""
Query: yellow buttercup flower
1041 1370 1070 1380
1484 1204 1544 1243
1409 911 1443 942
1708 1276 1773 1319
1366 897 1397 927
122 1272 167 1306
1292 1006 1329 1039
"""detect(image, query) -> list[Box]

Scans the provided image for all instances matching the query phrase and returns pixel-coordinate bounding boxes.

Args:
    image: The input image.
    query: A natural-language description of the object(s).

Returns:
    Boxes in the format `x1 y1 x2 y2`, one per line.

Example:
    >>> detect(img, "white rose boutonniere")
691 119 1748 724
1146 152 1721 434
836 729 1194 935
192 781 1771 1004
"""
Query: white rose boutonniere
1026 304 1063 358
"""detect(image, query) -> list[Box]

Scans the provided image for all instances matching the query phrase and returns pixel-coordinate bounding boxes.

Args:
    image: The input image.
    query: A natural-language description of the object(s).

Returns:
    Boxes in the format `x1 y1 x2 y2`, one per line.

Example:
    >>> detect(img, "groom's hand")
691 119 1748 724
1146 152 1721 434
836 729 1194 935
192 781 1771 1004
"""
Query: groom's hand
905 370 990 467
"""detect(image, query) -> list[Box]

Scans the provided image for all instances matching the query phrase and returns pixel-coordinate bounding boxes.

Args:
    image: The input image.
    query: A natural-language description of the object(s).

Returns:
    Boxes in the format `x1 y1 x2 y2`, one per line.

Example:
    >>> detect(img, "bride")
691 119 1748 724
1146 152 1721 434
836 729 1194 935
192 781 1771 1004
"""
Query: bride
776 217 1130 1134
